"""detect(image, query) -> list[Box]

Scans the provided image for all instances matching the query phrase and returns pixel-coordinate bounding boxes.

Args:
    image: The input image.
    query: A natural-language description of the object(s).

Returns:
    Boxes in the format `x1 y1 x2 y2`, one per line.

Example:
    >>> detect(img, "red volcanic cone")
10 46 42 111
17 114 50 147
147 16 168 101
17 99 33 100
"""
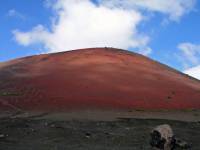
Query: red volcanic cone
0 48 200 111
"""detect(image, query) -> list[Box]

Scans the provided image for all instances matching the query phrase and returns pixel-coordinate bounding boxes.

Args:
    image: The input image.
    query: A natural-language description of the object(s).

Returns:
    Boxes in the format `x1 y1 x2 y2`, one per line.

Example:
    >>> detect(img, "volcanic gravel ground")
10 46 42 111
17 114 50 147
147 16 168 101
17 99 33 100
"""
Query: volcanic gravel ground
0 117 200 150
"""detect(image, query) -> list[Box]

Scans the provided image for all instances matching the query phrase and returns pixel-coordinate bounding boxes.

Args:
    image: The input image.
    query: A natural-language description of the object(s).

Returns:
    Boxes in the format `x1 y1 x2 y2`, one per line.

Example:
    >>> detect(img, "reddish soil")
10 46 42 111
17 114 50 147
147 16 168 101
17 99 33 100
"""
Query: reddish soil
0 47 200 111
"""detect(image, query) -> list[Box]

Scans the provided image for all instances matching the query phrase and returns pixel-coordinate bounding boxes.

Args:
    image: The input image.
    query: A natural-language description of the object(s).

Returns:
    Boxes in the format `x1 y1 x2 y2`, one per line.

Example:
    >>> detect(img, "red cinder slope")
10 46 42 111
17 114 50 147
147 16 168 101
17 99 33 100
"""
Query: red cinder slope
0 48 200 111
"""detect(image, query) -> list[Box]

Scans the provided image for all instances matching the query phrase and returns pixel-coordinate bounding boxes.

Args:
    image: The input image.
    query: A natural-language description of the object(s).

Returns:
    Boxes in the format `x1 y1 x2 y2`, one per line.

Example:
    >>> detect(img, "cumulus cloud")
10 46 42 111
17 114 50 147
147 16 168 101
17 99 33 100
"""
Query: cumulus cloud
13 0 152 54
178 42 200 80
13 0 195 54
184 66 200 80
178 42 200 67
13 25 49 46
101 0 196 21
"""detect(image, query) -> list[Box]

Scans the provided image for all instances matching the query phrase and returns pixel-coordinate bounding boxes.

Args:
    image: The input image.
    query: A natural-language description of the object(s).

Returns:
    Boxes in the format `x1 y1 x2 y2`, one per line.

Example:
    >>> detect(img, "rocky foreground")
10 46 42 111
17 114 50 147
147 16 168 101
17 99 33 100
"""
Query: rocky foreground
0 112 200 150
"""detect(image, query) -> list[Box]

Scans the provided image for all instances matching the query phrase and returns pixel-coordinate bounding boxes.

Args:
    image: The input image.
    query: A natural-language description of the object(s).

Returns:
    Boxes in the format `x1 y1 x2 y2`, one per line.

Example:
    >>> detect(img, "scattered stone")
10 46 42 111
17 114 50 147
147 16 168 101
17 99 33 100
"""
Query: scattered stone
175 138 192 150
44 122 49 126
167 96 172 99
85 132 91 138
125 127 130 130
30 128 36 132
104 132 110 136
0 134 5 138
49 124 64 129
0 134 8 139
50 124 55 128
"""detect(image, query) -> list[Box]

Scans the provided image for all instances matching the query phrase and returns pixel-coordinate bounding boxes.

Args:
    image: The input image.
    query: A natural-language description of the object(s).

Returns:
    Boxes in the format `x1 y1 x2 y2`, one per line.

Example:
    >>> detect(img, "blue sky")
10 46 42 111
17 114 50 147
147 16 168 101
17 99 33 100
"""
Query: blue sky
0 0 51 61
0 0 200 79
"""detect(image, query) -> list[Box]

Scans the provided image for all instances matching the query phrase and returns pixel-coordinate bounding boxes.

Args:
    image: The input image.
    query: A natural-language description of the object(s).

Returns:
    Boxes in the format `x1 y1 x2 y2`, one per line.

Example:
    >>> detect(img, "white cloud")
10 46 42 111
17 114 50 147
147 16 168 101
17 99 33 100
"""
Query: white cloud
178 42 200 67
13 25 49 46
13 0 196 55
101 0 196 21
7 9 25 20
178 42 200 80
13 0 152 55
184 65 200 80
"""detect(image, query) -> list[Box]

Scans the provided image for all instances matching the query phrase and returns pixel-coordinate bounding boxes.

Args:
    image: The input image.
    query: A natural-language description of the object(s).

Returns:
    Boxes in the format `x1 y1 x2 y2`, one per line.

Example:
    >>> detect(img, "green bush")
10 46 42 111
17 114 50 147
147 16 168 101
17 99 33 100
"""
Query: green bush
0 91 20 96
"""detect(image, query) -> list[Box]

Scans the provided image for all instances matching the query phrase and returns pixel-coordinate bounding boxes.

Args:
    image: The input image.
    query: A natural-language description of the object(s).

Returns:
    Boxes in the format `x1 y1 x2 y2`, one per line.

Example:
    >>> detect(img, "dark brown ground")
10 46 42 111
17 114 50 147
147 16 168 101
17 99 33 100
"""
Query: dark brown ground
0 111 200 150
